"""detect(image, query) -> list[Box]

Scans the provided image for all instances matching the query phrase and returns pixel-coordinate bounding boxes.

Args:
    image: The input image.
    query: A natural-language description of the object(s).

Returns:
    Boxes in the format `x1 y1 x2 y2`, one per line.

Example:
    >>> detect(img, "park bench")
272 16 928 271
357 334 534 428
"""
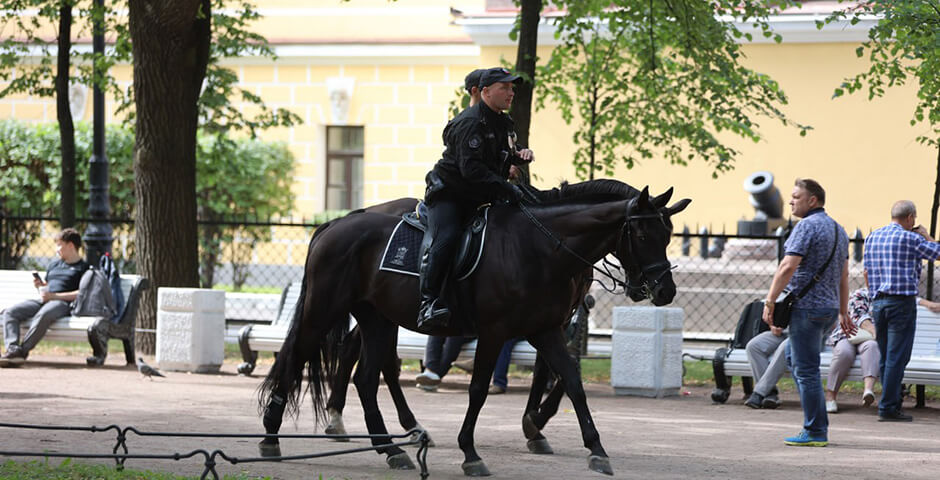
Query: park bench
235 281 608 375
710 304 940 408
0 269 149 365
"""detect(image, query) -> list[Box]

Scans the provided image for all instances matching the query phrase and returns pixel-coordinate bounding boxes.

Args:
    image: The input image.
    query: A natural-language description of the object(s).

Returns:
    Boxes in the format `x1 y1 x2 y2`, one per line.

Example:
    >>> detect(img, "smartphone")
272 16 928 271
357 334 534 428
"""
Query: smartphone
32 272 41 282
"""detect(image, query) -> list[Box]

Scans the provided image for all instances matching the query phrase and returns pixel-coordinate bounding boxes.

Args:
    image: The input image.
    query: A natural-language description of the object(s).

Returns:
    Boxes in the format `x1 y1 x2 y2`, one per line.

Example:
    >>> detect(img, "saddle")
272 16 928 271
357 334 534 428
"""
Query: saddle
379 202 489 281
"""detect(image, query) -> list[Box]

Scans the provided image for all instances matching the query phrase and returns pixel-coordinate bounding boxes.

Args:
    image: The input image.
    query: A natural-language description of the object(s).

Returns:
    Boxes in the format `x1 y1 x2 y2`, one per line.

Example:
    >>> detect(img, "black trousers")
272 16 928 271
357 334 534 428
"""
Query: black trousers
422 190 476 298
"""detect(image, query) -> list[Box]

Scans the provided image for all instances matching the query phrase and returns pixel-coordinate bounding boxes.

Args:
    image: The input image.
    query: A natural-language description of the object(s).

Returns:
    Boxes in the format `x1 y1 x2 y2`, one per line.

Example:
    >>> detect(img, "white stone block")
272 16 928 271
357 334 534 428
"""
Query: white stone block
611 306 684 398
156 288 225 373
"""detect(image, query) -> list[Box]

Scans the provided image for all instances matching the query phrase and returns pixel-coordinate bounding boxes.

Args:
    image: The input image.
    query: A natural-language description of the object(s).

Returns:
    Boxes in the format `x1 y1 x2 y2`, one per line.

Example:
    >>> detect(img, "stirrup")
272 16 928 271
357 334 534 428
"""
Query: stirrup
417 300 450 332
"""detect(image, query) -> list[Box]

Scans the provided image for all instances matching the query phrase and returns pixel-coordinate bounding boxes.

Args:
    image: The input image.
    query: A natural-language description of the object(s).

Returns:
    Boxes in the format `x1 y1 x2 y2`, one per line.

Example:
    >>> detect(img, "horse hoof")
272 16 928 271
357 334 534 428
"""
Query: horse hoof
386 452 416 470
325 409 349 442
588 455 613 475
461 460 492 477
324 425 349 442
522 413 540 440
258 440 281 458
526 438 553 455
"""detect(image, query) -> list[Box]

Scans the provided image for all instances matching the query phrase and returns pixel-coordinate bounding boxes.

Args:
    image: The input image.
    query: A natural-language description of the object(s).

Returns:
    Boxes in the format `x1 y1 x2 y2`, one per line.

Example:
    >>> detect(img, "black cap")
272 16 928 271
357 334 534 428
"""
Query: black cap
464 69 484 93
478 67 521 88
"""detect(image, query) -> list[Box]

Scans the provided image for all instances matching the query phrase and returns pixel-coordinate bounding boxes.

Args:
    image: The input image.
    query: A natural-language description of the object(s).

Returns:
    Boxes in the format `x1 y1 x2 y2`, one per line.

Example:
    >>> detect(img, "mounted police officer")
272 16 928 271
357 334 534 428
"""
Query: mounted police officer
417 67 535 332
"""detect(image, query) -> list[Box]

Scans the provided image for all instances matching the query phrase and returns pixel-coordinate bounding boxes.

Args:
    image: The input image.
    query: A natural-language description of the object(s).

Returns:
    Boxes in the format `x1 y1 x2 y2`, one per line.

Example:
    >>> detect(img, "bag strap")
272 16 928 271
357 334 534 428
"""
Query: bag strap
795 222 840 299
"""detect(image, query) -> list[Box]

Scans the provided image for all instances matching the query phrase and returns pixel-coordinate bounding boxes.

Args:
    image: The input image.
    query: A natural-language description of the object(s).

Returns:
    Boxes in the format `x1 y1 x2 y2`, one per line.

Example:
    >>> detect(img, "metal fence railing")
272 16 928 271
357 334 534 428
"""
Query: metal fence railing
588 231 939 341
0 214 320 322
3 213 937 339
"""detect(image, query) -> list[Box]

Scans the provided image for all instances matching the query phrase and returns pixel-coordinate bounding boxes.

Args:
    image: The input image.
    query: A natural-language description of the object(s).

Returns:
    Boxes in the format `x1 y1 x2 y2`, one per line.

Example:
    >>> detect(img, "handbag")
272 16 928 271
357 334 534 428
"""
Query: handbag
772 222 840 329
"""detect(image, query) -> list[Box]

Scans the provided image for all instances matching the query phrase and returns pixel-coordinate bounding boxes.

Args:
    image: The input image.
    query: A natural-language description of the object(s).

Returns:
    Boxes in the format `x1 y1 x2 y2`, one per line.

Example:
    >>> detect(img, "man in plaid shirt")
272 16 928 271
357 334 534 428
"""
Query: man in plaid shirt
862 200 940 422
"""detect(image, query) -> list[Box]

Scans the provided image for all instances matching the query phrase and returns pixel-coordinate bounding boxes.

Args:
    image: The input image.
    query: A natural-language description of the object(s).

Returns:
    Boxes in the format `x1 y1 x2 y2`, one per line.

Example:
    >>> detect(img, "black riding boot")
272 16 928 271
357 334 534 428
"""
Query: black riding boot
417 249 450 332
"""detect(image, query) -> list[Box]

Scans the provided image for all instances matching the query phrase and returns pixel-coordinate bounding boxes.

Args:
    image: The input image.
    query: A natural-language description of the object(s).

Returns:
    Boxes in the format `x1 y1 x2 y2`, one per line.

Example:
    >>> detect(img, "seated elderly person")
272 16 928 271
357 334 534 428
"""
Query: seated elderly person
825 287 879 413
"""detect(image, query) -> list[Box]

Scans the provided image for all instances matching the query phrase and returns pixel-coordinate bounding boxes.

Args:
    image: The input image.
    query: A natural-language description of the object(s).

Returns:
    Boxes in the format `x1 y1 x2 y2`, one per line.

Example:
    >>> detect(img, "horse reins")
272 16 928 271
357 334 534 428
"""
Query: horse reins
517 201 672 295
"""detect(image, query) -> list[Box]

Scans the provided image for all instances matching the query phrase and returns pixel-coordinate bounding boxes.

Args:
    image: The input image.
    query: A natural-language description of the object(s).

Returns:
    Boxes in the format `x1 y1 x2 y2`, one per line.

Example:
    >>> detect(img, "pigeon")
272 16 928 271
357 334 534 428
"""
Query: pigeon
137 357 165 380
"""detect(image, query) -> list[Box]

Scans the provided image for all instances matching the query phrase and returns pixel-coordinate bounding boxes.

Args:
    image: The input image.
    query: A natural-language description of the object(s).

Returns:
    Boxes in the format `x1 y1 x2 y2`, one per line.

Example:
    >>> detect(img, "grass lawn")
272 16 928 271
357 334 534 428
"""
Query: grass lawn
0 459 271 480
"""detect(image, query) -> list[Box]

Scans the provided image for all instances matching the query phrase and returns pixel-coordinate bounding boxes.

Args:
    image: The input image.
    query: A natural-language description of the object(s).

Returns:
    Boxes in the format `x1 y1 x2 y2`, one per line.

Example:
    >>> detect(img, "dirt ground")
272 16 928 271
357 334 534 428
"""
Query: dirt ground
1 353 938 480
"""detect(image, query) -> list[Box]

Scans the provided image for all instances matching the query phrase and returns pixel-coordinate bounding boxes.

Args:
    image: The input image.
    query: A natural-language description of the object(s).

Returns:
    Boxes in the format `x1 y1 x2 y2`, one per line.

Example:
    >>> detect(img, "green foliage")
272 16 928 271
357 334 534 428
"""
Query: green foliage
535 0 810 179
195 134 296 289
448 87 472 119
825 0 940 147
0 0 302 137
0 120 135 267
0 120 295 279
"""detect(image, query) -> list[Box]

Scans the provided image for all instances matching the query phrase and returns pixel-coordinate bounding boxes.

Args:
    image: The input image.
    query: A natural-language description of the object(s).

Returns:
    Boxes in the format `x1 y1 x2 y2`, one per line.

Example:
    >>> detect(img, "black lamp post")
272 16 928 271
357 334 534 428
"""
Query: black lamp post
84 0 112 266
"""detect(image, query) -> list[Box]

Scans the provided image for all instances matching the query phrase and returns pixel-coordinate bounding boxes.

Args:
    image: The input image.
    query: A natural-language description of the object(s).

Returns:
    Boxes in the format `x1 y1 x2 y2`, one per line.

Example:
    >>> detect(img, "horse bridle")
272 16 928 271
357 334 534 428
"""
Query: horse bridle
616 204 674 299
517 201 674 298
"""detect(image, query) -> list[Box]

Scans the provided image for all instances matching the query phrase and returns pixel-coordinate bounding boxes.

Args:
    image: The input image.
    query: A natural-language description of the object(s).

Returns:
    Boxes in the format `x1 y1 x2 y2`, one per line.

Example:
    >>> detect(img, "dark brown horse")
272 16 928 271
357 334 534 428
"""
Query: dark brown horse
258 179 689 476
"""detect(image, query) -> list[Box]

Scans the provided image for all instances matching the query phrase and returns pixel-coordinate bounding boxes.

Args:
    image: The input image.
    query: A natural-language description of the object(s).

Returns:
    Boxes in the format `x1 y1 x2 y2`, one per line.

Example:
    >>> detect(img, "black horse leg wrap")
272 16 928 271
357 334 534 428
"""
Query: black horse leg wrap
263 393 286 434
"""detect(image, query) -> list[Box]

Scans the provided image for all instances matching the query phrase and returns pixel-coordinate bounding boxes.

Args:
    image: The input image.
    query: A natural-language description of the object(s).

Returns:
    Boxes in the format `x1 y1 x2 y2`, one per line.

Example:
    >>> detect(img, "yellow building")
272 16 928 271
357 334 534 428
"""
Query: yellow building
2 0 933 233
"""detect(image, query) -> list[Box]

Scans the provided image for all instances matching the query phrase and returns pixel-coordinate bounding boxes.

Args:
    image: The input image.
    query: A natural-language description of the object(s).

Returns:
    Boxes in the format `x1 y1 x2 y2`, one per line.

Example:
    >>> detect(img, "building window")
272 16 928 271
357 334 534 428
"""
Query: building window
325 126 363 210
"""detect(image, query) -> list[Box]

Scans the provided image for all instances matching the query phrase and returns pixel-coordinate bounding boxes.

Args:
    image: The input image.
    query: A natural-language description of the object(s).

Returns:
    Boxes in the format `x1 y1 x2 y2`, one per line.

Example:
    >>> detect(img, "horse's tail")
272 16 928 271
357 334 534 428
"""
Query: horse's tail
258 220 346 426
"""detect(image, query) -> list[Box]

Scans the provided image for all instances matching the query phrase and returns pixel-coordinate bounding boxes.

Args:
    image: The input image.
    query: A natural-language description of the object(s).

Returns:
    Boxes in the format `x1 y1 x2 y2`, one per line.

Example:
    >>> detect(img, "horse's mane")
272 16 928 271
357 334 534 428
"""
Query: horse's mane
532 178 640 205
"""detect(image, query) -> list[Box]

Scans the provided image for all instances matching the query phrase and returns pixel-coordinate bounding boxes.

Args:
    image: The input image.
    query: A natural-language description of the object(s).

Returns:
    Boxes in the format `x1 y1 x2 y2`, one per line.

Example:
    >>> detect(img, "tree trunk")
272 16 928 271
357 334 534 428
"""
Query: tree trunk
129 0 210 354
56 2 75 228
509 0 542 186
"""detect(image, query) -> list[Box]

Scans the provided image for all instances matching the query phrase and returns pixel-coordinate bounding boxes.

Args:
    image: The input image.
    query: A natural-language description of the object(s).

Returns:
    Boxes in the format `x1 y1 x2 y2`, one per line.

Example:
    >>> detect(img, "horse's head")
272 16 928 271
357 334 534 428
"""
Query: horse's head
617 186 691 306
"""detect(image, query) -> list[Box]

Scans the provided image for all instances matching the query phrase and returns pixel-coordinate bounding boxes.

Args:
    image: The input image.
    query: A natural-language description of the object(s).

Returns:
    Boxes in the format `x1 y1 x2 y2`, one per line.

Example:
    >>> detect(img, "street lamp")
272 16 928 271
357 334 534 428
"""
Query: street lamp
84 0 112 266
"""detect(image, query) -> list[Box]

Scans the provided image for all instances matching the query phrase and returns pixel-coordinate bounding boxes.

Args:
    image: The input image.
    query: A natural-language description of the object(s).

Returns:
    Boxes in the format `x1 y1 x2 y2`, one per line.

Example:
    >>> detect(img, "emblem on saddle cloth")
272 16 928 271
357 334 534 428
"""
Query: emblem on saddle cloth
379 206 489 281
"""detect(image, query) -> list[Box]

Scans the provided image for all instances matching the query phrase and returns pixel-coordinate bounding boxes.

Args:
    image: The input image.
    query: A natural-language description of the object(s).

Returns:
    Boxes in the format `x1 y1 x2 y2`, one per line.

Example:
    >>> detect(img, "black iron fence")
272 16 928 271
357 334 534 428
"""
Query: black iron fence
0 213 321 322
3 213 938 339
587 229 939 340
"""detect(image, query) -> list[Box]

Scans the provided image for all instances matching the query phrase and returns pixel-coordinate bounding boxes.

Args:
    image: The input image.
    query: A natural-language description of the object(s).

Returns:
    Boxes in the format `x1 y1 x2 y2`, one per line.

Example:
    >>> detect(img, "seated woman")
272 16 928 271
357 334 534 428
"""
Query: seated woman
825 287 879 413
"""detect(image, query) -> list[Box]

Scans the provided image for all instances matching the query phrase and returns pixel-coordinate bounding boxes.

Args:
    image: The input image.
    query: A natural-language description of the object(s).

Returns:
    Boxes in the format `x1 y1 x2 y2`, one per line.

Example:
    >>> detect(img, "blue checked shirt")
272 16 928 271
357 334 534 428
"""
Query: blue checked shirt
863 222 940 296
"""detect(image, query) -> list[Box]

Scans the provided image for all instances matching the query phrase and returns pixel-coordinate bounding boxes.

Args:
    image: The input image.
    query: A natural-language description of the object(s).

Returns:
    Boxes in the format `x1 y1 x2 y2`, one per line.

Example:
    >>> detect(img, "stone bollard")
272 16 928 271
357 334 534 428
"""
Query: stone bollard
610 306 684 398
156 288 225 373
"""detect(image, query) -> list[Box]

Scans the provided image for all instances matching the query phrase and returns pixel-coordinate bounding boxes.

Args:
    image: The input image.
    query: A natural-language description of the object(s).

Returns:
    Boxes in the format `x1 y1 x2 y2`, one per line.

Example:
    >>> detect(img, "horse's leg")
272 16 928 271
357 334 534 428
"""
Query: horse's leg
457 335 503 476
520 355 561 454
527 328 613 476
378 328 436 447
354 315 416 470
324 323 360 441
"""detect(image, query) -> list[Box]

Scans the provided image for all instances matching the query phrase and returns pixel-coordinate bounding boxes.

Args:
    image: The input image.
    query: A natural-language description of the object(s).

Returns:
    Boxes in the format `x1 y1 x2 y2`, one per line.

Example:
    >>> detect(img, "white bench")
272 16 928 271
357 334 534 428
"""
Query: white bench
234 282 301 375
0 269 149 364
710 306 940 407
234 281 608 375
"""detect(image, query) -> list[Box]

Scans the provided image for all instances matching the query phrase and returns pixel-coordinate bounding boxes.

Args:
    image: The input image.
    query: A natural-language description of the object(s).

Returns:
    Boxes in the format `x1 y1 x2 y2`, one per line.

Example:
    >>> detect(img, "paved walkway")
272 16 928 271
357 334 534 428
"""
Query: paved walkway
1 354 938 479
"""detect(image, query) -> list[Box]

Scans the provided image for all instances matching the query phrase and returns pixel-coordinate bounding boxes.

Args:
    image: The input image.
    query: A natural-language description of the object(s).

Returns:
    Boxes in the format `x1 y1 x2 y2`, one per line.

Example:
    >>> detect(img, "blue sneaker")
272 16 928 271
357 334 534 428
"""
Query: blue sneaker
784 430 827 447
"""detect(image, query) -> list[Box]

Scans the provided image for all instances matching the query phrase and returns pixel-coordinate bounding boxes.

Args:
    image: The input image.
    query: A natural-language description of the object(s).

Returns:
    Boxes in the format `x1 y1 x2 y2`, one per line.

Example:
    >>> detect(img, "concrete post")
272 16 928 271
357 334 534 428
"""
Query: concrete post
611 306 684 398
156 288 225 373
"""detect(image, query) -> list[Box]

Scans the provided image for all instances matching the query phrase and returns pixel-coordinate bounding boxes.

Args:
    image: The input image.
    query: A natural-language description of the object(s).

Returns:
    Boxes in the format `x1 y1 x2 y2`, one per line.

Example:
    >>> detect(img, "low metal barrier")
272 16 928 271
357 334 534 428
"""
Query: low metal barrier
0 422 430 479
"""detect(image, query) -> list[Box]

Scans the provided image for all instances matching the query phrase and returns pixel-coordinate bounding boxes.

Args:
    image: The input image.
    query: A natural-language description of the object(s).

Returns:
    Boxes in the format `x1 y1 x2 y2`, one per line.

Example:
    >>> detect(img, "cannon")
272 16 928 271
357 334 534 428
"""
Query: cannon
737 171 787 236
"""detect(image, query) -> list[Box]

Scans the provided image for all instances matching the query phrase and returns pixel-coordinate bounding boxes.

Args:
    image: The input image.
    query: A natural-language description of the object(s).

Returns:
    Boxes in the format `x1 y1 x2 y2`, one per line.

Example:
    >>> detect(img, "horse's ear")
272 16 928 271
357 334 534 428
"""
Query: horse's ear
652 187 673 209
638 186 651 207
666 198 692 216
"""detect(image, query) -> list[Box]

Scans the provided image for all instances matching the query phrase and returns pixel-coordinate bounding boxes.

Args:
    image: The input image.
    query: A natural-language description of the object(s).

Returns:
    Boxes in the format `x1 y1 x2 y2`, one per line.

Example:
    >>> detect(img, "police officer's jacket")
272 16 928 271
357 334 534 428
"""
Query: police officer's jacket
430 100 521 205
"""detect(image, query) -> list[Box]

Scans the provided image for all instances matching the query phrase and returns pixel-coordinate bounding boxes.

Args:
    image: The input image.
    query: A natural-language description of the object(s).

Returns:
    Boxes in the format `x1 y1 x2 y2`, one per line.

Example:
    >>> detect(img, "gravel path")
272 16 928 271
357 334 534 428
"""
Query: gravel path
1 354 938 479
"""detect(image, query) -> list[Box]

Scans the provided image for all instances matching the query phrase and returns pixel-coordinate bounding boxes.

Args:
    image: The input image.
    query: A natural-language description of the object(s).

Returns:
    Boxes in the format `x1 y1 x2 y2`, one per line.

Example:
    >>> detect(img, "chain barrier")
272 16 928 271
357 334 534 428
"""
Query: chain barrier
0 422 430 479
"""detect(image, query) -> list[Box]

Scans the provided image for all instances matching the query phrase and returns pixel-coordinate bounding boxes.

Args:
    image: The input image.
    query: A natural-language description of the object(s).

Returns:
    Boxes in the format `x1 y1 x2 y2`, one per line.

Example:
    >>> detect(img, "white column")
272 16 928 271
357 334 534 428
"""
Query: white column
156 288 225 373
610 306 684 398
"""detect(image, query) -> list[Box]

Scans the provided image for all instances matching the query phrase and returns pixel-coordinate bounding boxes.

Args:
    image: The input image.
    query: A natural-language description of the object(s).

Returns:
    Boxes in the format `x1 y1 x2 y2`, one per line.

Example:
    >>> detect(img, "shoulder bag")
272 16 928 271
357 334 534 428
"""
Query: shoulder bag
773 222 839 329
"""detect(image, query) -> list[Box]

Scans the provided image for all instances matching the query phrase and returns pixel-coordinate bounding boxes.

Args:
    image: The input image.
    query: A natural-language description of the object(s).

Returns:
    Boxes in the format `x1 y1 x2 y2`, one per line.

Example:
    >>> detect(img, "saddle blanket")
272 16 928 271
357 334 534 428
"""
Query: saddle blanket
379 221 425 277
379 208 488 281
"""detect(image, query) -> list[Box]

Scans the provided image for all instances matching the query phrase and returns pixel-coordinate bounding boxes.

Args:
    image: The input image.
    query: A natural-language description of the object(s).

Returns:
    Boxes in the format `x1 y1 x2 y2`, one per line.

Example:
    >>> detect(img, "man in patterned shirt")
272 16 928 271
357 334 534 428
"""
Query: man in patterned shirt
862 200 940 422
762 178 849 447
